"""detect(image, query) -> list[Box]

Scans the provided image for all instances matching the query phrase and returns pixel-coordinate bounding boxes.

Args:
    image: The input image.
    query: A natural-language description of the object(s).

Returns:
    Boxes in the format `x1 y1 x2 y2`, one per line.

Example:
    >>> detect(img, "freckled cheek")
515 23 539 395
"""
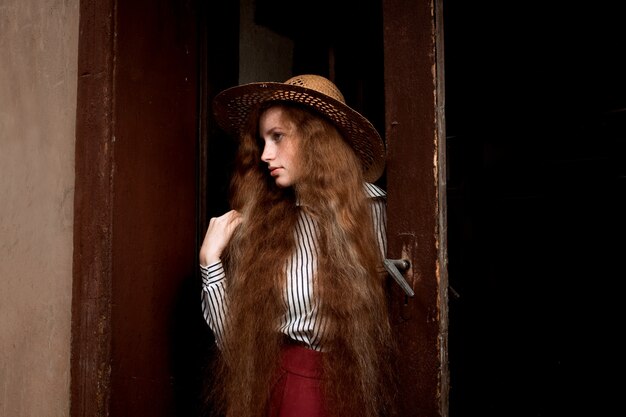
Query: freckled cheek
290 154 304 181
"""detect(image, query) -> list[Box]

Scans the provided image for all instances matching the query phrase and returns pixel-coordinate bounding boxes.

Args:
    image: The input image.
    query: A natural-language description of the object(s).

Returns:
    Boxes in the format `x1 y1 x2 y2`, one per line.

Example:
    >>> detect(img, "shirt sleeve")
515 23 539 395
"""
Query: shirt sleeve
370 196 388 259
200 261 229 348
364 183 387 259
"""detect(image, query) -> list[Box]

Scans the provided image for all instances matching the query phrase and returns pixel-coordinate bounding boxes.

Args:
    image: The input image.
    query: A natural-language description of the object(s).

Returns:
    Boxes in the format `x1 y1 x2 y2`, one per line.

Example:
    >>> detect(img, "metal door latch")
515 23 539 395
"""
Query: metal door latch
383 258 415 297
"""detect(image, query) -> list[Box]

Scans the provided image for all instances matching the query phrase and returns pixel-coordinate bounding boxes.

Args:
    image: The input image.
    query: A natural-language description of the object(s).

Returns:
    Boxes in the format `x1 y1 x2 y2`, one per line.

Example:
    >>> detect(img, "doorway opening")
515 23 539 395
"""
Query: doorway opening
195 0 386 415
445 1 625 415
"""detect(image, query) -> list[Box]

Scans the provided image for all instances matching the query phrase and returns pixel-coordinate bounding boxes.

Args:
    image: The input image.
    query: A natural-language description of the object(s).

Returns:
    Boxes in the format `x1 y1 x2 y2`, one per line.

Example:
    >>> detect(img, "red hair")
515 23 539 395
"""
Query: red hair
212 104 395 417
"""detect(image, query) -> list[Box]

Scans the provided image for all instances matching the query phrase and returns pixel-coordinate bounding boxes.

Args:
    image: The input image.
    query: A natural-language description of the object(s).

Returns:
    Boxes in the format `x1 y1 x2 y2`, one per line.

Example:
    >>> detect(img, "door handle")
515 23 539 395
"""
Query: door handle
383 258 415 297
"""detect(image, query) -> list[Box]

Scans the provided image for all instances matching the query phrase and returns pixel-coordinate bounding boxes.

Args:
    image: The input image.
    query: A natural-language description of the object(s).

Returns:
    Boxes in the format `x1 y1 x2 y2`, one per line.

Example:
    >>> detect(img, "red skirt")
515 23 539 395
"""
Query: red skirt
268 343 330 417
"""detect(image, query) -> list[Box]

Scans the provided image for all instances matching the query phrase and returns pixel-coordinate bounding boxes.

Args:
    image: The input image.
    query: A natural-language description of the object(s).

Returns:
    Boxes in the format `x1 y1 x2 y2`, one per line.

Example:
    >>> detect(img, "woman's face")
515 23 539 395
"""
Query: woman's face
259 106 302 188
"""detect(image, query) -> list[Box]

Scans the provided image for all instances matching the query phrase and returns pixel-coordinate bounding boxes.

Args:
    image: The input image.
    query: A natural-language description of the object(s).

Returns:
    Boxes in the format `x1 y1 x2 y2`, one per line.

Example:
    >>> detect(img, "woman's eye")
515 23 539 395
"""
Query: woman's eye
272 133 283 142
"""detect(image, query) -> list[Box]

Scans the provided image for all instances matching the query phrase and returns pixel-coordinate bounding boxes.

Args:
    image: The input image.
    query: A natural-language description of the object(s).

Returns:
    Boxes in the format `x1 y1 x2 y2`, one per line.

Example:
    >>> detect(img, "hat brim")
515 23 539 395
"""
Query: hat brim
212 82 386 183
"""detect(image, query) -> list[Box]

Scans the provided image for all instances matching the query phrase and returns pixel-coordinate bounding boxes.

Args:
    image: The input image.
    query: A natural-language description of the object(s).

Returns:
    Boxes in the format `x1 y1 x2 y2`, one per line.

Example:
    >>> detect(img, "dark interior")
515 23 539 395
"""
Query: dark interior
445 1 625 415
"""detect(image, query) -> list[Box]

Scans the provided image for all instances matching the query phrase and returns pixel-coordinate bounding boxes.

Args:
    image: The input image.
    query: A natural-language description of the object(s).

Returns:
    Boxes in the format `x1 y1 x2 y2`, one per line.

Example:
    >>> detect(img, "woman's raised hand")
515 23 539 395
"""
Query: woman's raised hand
199 210 242 266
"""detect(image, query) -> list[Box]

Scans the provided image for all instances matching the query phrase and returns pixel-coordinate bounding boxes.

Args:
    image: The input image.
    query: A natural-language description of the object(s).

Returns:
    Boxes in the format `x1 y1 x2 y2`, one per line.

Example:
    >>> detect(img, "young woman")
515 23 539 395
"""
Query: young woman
200 75 395 417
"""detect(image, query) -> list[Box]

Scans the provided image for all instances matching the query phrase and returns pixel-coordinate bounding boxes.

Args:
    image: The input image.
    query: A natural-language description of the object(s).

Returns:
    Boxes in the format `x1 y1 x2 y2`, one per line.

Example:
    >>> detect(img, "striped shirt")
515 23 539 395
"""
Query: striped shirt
201 182 387 351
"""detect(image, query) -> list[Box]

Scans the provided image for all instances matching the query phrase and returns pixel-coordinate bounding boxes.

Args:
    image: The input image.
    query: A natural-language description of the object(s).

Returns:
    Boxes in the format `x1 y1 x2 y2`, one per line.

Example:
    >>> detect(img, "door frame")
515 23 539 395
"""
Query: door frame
70 0 448 416
384 0 449 416
70 0 200 415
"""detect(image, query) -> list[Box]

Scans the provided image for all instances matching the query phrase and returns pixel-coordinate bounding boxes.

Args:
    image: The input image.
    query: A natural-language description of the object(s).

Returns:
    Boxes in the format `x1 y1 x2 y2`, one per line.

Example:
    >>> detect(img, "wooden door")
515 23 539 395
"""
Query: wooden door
71 0 204 416
383 1 449 416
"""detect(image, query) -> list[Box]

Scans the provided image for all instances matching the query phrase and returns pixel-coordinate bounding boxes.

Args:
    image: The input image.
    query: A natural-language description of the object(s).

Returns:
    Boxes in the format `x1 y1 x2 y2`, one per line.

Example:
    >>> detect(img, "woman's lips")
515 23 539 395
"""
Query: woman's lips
269 167 282 177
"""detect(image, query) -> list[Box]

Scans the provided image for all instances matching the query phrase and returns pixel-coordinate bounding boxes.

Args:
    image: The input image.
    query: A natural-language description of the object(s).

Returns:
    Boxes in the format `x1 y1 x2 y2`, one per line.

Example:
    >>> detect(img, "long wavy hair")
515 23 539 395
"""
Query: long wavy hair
211 103 395 417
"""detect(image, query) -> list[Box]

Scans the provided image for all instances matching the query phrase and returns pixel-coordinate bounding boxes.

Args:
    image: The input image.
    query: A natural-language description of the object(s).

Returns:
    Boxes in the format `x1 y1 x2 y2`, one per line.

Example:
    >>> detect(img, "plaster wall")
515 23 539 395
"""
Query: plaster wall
0 1 79 416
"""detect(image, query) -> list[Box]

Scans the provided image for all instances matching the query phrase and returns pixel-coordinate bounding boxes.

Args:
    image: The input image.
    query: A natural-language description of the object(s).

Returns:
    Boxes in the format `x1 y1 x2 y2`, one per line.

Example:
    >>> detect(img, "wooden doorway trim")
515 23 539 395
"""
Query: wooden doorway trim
71 1 200 415
71 1 115 414
383 0 449 416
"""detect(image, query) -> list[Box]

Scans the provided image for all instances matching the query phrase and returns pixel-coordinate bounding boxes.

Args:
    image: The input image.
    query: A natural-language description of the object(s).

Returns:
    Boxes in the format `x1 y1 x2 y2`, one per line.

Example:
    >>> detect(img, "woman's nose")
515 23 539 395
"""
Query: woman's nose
261 141 274 162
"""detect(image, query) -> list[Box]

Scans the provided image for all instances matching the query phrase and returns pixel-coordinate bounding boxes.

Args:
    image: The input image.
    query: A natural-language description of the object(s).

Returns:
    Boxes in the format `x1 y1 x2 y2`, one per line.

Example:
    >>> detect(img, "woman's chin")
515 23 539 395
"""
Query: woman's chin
274 178 294 188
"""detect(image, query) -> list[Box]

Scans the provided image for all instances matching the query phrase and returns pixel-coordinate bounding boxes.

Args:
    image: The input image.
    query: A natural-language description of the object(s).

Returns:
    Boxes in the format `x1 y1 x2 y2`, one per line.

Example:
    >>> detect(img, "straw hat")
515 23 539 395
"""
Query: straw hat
212 74 386 183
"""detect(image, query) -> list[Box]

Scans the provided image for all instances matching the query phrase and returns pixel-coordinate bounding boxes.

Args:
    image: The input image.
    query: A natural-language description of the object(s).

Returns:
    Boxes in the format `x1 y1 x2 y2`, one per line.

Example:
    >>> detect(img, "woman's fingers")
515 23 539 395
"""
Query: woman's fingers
200 210 242 266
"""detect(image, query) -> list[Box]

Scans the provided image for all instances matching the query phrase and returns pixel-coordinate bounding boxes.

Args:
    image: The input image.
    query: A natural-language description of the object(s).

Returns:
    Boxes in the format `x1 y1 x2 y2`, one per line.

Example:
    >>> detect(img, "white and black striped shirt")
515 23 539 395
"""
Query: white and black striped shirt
201 183 387 351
